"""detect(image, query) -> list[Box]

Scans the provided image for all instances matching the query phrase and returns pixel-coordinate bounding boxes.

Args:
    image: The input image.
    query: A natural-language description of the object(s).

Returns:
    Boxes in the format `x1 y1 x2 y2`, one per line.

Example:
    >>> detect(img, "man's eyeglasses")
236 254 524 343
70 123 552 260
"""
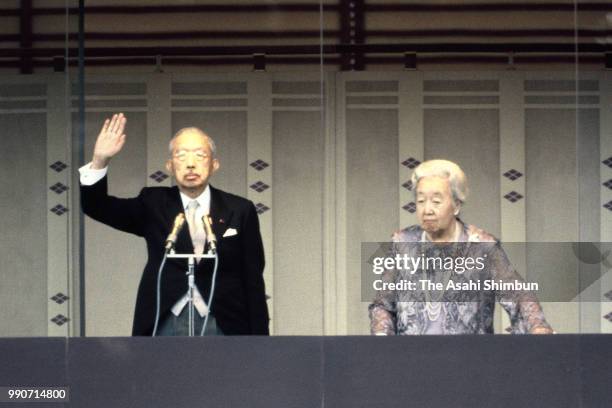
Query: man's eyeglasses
173 150 211 162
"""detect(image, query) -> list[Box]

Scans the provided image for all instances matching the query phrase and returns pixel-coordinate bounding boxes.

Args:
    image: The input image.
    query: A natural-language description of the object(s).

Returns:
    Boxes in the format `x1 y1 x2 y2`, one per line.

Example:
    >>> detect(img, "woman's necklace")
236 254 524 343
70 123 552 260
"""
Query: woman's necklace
422 220 463 321
425 301 442 321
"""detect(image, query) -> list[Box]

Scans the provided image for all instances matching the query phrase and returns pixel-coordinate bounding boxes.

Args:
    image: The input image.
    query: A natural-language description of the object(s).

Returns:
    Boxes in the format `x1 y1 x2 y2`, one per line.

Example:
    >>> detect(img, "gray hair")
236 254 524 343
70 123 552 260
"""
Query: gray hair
411 159 468 204
168 127 217 158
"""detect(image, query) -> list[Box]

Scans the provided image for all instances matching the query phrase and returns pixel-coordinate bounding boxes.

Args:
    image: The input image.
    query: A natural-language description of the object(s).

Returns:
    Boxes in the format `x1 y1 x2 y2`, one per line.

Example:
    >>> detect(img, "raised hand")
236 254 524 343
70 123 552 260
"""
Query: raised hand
91 113 127 169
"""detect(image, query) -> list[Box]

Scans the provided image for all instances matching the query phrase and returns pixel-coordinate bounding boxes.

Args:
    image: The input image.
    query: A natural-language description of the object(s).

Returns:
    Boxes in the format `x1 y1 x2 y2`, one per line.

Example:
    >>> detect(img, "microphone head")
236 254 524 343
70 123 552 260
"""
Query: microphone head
202 214 214 235
165 213 186 252
202 214 217 254
174 212 185 228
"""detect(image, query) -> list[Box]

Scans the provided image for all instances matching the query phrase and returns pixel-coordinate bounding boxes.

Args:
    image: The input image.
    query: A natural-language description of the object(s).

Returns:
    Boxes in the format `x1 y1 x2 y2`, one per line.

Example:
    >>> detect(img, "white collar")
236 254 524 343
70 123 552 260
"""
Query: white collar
179 184 211 213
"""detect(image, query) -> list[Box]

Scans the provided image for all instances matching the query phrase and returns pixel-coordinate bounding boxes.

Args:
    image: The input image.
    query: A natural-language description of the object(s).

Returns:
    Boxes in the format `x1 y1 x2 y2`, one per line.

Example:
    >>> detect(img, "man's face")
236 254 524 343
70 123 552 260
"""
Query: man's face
415 176 458 236
166 130 219 193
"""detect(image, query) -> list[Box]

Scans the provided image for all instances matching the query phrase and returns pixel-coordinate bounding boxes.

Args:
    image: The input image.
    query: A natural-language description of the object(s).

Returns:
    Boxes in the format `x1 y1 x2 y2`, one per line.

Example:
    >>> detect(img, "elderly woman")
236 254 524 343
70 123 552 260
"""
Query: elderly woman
369 159 553 335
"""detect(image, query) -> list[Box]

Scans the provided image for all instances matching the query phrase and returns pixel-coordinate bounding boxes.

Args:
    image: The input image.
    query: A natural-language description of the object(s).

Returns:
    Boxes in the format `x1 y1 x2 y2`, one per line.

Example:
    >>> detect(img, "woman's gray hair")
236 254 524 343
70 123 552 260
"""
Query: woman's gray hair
168 127 217 157
411 159 468 204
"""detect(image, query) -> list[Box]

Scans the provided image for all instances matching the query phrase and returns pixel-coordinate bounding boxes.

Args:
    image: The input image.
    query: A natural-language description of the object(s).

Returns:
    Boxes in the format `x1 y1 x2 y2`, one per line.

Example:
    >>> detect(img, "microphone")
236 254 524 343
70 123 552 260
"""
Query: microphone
202 214 217 254
165 213 186 252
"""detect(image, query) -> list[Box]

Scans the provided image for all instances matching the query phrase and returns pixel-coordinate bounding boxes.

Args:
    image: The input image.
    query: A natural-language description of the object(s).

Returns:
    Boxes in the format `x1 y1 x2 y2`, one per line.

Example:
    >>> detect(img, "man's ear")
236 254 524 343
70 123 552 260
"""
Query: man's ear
212 158 220 174
165 159 173 174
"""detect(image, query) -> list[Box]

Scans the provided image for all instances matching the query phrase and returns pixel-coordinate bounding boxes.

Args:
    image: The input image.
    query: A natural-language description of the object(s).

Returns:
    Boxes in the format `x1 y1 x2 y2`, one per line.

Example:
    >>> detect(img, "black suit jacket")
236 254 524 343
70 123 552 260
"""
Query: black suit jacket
81 176 270 336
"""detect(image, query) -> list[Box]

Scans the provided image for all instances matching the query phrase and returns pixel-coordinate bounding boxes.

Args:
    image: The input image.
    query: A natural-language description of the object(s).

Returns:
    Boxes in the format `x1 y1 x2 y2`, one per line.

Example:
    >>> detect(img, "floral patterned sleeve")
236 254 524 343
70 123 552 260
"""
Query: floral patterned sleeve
368 242 400 335
487 242 553 334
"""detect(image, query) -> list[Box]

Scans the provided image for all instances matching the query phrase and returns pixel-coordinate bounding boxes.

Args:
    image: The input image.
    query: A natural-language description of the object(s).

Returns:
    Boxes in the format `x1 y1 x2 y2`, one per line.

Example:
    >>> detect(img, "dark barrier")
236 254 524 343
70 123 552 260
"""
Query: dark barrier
0 335 610 408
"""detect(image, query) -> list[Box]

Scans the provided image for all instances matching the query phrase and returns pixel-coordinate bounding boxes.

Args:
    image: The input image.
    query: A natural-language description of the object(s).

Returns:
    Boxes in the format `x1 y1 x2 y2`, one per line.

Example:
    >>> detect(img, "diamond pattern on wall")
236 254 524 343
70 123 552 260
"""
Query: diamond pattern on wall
250 159 269 171
50 293 69 304
603 157 612 168
604 201 612 212
49 182 68 194
149 171 168 183
50 204 68 216
51 314 69 326
50 161 67 172
504 191 524 203
503 169 523 181
604 290 612 301
604 179 612 190
604 312 612 323
255 203 270 214
402 202 416 213
401 157 421 169
250 181 270 193
402 180 413 191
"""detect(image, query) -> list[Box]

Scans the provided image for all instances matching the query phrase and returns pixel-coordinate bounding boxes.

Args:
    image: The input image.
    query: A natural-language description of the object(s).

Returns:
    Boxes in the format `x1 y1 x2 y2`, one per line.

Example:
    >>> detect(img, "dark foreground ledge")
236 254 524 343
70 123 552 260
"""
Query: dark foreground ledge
0 335 610 408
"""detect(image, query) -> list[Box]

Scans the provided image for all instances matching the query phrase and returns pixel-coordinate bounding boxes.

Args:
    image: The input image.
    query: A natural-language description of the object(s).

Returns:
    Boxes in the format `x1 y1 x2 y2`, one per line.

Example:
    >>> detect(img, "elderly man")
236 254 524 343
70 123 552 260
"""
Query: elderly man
80 113 269 336
369 159 553 335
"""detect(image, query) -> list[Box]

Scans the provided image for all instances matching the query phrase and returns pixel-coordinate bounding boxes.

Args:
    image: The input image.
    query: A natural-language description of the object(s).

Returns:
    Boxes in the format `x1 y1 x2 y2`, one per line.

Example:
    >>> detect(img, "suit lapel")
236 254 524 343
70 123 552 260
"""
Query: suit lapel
209 185 232 241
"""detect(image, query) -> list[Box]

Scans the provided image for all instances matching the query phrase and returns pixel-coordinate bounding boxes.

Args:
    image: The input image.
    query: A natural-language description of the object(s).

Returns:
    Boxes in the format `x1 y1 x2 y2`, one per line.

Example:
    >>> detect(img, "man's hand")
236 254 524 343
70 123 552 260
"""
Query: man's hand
91 113 127 169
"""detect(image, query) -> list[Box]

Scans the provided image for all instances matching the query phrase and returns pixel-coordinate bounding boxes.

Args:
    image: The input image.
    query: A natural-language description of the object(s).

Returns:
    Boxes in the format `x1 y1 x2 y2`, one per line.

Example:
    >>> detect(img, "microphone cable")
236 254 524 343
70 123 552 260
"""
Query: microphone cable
151 252 169 336
200 251 219 336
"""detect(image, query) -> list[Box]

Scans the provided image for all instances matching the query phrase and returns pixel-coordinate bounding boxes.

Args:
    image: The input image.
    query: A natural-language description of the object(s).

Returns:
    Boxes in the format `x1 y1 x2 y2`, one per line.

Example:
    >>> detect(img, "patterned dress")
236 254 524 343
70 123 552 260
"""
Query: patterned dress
369 221 552 335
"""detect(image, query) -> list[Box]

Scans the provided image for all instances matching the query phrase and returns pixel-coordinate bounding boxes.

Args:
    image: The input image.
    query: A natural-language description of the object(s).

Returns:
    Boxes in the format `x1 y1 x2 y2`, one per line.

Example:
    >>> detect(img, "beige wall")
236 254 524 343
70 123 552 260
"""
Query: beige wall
0 70 610 336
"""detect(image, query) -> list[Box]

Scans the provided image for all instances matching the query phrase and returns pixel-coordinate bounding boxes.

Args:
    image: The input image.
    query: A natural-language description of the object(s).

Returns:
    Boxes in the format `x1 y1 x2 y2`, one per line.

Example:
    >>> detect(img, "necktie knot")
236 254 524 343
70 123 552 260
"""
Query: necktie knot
187 200 199 212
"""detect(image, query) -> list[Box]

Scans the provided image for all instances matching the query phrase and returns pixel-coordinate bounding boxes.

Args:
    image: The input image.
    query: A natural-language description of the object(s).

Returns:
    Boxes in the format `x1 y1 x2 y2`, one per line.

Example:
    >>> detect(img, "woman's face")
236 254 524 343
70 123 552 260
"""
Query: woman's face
415 176 458 237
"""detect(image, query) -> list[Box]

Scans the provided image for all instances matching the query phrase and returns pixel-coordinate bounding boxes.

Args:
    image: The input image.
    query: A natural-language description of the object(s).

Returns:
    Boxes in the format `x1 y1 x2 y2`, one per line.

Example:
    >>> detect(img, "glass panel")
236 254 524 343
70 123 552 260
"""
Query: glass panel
576 1 610 334
4 0 608 338
0 0 76 338
341 0 603 335
75 0 326 336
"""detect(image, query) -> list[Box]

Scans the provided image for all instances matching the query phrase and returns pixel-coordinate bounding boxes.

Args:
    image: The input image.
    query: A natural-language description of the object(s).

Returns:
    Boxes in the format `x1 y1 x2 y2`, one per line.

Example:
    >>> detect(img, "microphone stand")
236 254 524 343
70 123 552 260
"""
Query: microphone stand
187 255 195 337
166 252 215 336
153 213 217 337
